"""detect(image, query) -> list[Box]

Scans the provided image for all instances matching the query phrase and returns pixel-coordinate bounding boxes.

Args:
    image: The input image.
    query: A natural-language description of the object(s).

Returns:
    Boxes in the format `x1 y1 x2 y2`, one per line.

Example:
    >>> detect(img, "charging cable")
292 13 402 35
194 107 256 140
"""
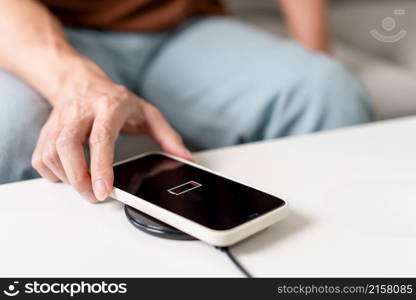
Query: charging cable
216 247 253 278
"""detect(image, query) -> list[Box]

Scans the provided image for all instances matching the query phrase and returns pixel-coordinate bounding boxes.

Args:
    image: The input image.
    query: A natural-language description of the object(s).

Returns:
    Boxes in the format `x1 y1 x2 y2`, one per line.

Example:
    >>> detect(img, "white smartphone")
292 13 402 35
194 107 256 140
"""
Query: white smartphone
110 152 288 246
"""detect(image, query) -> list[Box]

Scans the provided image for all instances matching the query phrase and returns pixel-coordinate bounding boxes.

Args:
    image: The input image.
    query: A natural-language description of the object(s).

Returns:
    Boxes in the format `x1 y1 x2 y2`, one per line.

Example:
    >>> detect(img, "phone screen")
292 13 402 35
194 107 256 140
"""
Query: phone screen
113 154 285 230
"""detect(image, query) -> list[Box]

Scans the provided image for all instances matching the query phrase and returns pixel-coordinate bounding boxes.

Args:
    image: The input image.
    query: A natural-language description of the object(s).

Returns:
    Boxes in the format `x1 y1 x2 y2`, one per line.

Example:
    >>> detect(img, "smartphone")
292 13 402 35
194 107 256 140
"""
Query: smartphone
110 152 288 246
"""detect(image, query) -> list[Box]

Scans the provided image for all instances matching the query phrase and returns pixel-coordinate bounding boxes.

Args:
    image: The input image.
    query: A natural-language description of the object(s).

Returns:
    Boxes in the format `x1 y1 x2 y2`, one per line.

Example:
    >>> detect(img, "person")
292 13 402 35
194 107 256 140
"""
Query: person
0 0 372 202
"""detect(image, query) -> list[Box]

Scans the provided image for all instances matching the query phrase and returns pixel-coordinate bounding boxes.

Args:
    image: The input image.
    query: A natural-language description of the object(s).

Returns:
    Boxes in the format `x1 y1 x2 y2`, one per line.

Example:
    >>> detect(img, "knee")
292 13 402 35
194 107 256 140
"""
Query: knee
0 71 50 183
306 56 374 129
314 58 372 127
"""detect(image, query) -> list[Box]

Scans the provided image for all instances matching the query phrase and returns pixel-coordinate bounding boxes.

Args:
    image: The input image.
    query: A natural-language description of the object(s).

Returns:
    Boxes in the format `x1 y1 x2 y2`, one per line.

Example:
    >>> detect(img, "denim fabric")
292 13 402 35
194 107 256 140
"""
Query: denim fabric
0 17 372 183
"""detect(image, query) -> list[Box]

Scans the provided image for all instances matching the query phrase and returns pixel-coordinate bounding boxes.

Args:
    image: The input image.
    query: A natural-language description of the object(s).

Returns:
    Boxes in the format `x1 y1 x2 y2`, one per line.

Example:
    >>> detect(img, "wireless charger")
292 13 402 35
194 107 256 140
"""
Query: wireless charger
124 205 196 240
124 205 252 277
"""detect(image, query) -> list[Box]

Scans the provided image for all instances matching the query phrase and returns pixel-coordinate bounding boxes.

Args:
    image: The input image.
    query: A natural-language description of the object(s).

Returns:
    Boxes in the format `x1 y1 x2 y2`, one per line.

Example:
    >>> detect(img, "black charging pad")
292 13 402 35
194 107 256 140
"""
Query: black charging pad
124 205 196 240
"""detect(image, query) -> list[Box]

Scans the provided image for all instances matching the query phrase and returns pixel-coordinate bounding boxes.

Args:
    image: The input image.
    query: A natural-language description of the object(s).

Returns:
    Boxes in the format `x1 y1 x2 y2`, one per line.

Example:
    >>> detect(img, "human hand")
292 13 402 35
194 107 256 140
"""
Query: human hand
31 64 192 202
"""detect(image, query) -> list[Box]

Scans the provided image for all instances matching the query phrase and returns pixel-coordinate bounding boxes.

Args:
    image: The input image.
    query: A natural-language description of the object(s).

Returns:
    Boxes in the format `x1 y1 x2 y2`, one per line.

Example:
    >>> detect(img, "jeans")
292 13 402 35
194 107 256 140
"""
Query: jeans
0 17 373 184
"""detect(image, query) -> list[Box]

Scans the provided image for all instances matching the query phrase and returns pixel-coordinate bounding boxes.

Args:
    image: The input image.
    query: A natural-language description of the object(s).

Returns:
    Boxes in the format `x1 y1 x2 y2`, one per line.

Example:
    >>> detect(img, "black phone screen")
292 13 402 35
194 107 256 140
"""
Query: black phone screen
113 154 285 230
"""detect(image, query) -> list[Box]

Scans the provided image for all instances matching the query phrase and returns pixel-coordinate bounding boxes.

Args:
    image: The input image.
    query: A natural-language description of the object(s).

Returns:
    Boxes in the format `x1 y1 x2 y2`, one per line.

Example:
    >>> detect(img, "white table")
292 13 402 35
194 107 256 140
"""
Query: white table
1 117 416 277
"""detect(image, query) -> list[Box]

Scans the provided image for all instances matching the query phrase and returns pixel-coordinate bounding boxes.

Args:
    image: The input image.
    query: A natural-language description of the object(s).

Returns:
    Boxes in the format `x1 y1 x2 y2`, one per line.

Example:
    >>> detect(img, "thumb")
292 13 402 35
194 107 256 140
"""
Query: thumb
144 105 193 160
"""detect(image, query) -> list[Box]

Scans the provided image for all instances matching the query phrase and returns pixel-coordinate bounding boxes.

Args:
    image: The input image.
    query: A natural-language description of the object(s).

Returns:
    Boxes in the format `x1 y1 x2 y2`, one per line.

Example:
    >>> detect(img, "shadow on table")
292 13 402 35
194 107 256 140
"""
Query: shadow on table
105 197 312 253
233 209 312 254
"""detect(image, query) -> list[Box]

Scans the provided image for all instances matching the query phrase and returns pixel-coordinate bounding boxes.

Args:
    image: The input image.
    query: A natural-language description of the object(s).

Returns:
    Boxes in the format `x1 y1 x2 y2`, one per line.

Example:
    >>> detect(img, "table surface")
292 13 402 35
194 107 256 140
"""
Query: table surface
1 117 416 277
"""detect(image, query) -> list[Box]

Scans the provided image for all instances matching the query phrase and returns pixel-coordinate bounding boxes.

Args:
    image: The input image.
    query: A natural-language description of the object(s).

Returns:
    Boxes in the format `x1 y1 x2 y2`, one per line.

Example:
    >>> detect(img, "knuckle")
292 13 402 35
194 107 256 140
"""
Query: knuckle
66 101 83 120
97 98 121 119
99 86 128 107
56 129 77 150
99 95 114 108
42 148 59 165
113 85 129 100
39 125 50 137
96 86 131 120
31 155 44 170
90 126 114 145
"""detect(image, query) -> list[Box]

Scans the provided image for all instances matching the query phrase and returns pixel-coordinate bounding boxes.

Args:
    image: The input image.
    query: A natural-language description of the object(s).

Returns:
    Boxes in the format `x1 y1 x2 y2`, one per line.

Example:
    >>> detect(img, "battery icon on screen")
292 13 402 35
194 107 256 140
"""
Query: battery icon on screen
167 181 202 195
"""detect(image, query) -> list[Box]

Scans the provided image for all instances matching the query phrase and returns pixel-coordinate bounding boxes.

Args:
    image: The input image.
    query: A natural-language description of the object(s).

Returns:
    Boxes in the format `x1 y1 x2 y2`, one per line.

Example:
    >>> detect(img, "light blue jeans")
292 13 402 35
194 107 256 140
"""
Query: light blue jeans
0 17 372 184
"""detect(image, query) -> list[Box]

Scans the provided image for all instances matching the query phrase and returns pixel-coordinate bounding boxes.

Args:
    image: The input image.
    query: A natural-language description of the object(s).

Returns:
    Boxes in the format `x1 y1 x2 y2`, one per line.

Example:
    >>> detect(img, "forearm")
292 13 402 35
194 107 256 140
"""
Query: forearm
278 0 330 53
0 0 105 104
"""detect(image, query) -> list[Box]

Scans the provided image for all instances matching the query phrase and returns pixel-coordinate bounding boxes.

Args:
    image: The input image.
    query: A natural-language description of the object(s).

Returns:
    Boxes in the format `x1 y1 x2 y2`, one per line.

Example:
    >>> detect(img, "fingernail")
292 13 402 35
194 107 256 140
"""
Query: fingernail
94 179 108 201
81 189 98 203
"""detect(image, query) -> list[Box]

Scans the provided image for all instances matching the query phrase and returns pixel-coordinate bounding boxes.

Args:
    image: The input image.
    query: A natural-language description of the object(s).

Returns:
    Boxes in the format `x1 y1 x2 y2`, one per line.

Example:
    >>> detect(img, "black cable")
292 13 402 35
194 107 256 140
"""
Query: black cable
216 247 253 278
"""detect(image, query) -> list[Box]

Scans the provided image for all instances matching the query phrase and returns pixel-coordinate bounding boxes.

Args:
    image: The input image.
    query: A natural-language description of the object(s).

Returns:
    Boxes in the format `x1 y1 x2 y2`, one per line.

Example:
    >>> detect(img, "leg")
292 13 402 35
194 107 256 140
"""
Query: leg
139 17 373 149
0 71 51 183
64 27 170 90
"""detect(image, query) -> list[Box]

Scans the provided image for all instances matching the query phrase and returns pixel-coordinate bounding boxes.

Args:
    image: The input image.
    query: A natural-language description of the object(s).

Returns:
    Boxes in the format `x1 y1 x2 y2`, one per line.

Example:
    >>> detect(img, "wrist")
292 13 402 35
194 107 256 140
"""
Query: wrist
51 56 107 102
38 54 109 105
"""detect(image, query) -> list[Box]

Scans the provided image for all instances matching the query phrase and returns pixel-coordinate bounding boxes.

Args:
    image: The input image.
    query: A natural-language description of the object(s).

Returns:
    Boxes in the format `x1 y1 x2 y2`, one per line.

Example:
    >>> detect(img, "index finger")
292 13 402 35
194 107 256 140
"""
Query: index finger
56 121 96 202
89 114 124 201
